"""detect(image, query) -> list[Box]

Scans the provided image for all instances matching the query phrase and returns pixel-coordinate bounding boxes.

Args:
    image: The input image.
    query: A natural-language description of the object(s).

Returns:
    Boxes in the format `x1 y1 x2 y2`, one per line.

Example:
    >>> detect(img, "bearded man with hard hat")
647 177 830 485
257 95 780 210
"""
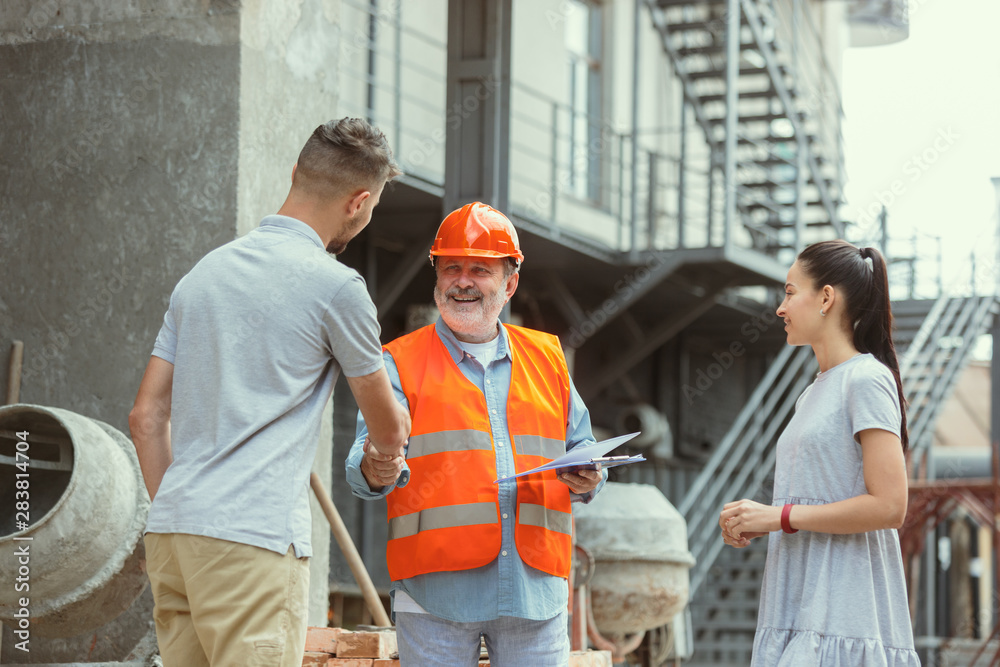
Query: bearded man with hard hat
346 202 606 666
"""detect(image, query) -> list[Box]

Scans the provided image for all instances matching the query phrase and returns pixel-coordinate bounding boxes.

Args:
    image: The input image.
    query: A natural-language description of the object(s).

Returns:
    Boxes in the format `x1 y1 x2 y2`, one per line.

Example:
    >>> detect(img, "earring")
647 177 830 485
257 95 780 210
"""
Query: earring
820 310 826 317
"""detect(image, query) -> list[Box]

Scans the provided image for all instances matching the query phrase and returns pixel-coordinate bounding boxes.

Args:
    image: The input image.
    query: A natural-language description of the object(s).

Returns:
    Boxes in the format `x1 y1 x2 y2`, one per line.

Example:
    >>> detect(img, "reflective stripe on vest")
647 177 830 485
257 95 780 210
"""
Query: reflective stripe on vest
512 434 565 460
408 429 493 459
389 501 498 540
519 503 573 536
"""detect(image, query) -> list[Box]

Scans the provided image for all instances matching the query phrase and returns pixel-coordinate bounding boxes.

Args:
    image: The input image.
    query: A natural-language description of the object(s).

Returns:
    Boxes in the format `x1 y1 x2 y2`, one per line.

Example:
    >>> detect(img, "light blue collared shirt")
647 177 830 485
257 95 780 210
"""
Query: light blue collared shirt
345 317 605 622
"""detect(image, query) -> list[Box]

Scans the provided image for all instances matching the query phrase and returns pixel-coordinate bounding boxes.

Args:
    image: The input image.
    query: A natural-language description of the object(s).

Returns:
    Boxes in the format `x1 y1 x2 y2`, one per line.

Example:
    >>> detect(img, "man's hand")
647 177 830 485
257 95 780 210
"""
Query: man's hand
360 437 406 491
347 369 411 458
557 467 602 495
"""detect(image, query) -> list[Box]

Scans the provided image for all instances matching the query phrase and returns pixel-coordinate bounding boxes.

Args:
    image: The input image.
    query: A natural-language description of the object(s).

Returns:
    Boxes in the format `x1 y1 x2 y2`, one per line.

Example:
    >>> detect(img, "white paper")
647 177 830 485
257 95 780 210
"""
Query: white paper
494 431 641 483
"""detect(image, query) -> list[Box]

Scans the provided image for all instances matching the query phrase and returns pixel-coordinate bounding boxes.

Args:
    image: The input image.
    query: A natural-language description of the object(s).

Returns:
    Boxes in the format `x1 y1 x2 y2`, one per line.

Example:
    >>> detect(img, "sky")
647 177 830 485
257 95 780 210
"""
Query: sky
841 0 1000 300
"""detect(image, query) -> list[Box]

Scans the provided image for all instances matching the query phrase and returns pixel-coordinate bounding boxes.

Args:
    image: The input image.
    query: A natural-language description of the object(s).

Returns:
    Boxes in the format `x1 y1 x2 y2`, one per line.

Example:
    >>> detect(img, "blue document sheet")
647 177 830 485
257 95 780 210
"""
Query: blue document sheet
494 431 644 483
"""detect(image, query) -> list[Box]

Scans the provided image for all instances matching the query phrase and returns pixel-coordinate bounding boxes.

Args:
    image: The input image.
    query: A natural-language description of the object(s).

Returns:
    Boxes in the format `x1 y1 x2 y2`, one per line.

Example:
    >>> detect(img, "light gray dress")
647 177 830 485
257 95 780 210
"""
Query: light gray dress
752 354 920 666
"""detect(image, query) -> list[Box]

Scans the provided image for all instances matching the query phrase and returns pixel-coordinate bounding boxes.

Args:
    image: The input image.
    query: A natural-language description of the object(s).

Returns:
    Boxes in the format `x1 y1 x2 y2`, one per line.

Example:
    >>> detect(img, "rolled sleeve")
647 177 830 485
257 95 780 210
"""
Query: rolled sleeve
565 377 607 504
345 350 412 500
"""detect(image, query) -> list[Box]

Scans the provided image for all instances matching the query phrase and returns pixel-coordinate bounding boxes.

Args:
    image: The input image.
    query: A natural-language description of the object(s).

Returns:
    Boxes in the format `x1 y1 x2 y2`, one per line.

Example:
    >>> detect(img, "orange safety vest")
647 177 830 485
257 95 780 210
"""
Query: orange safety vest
383 323 573 581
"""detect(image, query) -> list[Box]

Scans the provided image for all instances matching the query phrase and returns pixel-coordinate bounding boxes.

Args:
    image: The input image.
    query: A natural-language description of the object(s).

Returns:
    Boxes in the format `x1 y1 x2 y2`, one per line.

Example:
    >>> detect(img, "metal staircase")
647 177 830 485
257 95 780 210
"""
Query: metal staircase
644 0 845 258
896 291 998 475
677 287 997 665
678 343 815 666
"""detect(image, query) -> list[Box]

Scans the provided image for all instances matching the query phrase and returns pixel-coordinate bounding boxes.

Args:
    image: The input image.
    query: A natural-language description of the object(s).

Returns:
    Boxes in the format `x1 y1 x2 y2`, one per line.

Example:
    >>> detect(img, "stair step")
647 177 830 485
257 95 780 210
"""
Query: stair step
745 199 824 211
708 113 794 126
676 41 761 57
700 88 778 103
751 156 827 167
739 177 832 190
692 618 759 632
756 219 838 229
656 0 723 7
689 65 777 81
664 15 752 33
738 134 816 146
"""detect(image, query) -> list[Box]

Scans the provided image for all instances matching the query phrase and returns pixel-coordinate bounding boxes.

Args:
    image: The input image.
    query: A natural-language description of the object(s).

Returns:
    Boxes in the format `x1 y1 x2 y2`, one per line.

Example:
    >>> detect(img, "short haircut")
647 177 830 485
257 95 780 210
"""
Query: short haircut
293 118 402 199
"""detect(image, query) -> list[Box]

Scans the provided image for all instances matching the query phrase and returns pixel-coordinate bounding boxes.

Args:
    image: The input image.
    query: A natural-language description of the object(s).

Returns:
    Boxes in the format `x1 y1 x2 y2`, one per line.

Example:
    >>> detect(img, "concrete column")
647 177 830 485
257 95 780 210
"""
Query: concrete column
443 0 512 214
237 0 346 628
0 1 239 660
0 0 350 657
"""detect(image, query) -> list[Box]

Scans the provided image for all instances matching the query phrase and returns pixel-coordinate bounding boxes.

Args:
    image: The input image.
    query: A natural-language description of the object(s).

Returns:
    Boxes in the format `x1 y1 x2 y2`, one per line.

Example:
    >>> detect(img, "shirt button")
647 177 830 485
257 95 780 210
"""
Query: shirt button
486 379 491 385
502 513 508 519
501 550 508 556
491 409 497 415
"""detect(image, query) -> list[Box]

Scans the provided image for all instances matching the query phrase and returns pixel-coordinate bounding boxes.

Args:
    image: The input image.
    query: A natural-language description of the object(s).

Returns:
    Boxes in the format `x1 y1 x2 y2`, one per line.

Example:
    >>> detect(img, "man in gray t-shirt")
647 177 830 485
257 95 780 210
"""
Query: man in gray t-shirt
129 119 410 667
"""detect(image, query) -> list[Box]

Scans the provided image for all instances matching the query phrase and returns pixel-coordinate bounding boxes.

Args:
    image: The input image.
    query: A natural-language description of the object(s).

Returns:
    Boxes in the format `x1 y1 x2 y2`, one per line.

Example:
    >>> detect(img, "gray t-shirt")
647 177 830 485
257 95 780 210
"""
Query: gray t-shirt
753 353 920 666
146 215 384 557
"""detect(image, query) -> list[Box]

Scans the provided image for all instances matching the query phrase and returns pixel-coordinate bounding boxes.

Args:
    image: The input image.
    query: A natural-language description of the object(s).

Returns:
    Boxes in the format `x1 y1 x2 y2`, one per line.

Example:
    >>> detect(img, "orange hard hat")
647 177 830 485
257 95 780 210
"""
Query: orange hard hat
429 202 524 266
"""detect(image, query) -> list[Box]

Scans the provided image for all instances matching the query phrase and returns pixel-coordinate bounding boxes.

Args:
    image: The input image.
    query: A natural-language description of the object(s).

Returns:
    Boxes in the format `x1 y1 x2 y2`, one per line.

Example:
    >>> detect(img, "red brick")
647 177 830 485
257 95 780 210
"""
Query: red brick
569 650 613 667
305 627 344 653
302 652 332 666
373 661 401 667
327 660 374 667
336 631 397 658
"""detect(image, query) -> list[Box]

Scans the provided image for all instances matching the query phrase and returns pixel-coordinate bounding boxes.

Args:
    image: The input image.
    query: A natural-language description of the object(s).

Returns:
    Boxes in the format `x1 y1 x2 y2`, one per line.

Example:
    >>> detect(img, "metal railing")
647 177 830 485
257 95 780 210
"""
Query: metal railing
509 79 725 253
337 0 448 186
899 239 999 474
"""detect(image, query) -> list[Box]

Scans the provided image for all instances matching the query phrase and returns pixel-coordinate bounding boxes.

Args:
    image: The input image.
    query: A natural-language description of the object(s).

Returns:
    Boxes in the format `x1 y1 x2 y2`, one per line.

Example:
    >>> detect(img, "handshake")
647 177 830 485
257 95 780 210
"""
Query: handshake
360 435 407 490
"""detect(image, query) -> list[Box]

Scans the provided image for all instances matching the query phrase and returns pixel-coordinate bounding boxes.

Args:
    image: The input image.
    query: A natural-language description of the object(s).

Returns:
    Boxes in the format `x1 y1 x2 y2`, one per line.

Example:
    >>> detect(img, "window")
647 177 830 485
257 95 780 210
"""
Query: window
566 0 603 202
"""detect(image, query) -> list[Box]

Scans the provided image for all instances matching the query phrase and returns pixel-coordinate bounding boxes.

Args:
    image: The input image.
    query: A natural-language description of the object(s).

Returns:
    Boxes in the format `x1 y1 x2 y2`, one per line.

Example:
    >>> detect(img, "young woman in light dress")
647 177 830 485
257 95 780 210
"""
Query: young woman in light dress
720 240 920 666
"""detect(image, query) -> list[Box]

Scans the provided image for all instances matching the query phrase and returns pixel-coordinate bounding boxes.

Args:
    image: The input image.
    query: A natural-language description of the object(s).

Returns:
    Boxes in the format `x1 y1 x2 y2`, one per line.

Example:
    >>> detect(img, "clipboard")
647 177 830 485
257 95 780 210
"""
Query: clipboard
494 431 643 483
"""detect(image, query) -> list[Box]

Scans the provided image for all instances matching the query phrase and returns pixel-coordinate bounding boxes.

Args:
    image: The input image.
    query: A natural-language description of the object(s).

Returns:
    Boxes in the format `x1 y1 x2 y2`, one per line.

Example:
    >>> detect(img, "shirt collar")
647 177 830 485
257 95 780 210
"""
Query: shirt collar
434 316 511 366
259 215 325 250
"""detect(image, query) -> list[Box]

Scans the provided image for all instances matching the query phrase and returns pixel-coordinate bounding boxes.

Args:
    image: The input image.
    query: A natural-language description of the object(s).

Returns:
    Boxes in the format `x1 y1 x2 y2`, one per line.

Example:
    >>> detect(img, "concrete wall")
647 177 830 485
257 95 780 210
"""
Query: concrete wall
0 1 239 661
0 0 353 659
0 0 240 429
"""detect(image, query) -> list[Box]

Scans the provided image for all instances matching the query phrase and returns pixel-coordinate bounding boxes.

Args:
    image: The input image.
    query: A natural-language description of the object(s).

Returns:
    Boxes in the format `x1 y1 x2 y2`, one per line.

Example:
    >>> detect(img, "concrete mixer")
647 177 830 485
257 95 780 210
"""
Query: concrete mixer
0 404 150 643
573 482 695 658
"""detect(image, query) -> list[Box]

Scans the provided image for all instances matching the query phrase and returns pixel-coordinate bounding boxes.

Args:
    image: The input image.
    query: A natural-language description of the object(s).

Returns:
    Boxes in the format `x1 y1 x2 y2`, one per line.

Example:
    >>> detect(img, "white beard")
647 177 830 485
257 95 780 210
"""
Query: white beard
434 284 507 340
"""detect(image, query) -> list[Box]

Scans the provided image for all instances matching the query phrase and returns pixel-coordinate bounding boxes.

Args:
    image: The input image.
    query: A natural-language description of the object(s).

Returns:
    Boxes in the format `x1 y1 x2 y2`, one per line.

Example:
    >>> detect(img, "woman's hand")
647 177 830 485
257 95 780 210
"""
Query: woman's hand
719 499 779 547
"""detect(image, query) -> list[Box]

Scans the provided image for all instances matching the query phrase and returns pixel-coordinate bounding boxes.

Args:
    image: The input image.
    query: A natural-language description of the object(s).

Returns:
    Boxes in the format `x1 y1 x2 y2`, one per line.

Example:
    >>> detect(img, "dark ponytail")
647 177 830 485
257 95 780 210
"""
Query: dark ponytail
797 240 909 451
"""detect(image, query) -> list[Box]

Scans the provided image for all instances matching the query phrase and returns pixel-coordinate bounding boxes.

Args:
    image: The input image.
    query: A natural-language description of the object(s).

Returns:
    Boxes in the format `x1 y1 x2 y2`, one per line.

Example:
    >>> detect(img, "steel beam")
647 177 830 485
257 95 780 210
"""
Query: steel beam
545 269 588 330
375 241 432 314
630 0 642 258
559 253 684 346
723 0 740 250
581 281 730 400
444 0 512 214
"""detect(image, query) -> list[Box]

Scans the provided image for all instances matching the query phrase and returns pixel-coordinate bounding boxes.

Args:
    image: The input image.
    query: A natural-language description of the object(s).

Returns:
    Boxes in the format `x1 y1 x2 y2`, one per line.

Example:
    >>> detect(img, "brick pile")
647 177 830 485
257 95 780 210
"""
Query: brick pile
301 627 612 666
302 627 399 666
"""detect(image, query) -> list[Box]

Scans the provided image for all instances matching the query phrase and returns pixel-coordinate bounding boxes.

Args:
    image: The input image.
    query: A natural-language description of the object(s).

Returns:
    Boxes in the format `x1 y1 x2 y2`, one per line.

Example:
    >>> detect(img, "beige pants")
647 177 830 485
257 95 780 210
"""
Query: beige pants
145 533 309 667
